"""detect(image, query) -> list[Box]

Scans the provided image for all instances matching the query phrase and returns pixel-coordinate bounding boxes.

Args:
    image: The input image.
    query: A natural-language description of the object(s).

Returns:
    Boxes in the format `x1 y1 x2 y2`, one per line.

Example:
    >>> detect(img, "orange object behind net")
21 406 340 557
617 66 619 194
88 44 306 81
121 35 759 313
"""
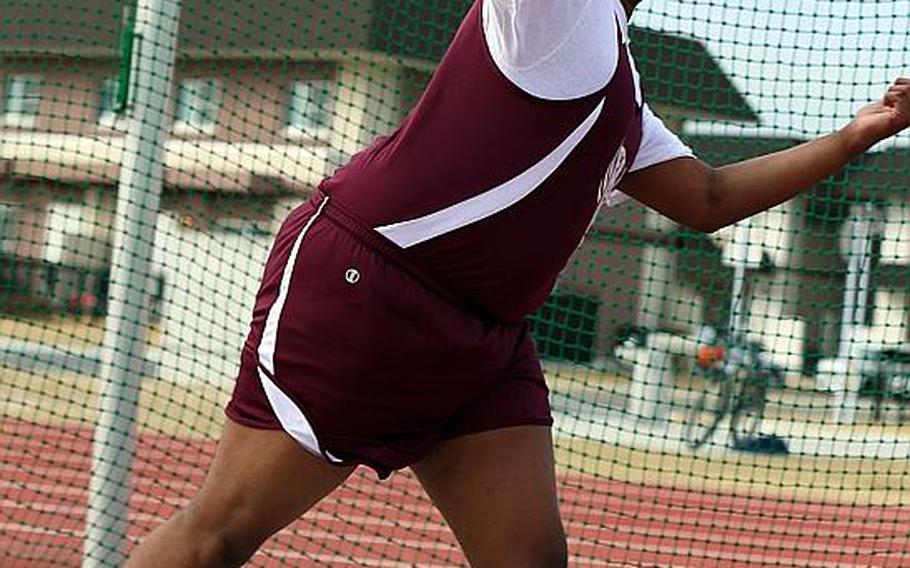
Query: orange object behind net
697 345 726 368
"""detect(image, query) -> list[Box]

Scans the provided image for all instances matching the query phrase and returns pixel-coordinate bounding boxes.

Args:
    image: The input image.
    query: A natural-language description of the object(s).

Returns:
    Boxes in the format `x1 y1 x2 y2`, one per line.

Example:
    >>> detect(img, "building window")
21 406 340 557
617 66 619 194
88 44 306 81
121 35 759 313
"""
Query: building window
98 77 125 130
174 78 220 135
3 75 42 128
286 80 332 140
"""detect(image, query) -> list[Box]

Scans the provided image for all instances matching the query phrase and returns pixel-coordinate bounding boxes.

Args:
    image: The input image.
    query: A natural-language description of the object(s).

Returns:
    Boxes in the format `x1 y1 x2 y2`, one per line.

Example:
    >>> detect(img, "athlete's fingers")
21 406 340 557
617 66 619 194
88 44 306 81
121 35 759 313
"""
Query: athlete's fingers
883 89 910 125
886 79 910 99
884 84 910 107
886 89 908 102
890 78 910 90
884 93 901 109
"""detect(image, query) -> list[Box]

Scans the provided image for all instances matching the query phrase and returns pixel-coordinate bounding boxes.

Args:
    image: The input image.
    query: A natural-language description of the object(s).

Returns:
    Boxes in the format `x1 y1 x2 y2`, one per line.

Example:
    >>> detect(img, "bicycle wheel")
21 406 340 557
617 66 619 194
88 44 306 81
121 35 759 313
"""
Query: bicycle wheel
730 371 768 446
685 375 730 449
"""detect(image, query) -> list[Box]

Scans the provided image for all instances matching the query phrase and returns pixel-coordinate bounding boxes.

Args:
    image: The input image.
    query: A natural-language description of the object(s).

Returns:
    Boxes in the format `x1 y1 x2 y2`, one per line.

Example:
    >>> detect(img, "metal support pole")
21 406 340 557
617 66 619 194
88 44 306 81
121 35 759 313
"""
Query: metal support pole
83 1 180 566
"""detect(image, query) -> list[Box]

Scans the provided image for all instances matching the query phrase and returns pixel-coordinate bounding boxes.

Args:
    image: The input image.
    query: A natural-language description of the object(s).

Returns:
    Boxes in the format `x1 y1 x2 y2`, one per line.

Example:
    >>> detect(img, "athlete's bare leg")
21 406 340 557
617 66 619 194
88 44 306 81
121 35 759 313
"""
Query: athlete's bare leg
126 418 354 568
411 425 567 568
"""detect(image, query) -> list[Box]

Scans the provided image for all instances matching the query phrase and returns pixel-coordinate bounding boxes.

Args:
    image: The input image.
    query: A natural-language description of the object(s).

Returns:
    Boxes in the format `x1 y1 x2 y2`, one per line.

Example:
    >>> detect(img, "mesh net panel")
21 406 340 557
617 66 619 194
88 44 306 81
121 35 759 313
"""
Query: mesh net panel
2 0 909 566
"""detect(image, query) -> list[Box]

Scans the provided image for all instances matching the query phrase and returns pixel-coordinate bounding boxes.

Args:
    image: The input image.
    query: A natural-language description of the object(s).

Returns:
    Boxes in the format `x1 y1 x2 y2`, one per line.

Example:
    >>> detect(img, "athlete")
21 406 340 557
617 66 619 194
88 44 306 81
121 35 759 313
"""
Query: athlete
128 0 910 566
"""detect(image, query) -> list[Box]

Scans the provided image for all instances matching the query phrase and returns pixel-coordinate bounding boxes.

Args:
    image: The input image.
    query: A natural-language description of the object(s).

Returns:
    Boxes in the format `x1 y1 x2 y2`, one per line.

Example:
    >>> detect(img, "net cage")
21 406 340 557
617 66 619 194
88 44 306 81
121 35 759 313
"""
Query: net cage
1 0 909 566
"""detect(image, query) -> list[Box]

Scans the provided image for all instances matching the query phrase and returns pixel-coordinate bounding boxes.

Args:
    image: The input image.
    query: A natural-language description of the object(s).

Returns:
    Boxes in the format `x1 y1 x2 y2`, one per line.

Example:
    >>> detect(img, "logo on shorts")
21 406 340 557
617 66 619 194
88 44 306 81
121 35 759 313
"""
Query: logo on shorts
344 268 361 285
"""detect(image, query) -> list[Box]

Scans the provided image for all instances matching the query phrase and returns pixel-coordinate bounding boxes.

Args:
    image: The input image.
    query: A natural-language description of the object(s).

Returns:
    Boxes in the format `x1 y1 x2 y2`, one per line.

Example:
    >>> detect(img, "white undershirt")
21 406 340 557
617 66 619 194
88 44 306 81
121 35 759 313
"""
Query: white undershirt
482 0 694 177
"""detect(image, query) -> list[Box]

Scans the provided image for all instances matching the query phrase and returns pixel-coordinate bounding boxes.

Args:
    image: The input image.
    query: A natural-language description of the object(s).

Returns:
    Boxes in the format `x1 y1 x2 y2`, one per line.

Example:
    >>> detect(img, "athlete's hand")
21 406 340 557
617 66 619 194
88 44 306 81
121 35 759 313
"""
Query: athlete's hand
842 78 910 152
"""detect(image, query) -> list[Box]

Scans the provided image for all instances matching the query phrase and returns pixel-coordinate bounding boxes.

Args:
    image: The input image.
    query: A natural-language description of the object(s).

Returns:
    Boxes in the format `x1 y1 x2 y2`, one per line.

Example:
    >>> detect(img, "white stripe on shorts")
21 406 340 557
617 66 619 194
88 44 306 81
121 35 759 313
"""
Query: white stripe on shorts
256 196 343 463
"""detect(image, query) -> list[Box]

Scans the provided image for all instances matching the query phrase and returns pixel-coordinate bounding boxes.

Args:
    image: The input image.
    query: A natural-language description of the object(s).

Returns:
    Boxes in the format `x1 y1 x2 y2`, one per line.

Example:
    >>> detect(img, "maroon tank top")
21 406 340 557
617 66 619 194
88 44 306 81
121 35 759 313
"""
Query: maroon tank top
321 0 643 322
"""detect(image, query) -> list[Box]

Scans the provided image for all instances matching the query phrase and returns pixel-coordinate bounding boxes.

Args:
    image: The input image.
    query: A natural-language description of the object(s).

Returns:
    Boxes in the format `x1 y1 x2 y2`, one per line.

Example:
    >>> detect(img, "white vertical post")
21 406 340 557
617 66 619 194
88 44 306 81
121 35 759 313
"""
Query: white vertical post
838 210 862 357
83 1 180 566
637 245 673 329
729 261 748 338
833 203 878 423
627 345 670 420
724 219 757 344
853 203 877 334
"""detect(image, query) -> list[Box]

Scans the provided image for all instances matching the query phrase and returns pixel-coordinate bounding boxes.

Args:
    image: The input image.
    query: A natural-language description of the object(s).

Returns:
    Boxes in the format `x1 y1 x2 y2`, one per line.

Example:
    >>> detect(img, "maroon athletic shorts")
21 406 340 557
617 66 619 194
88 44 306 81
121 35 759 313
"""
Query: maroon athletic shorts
225 192 552 479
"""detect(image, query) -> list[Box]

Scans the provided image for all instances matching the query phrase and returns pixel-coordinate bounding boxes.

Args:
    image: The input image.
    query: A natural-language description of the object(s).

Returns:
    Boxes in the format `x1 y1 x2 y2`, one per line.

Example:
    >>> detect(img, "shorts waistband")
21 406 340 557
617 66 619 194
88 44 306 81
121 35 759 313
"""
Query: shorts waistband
311 191 486 320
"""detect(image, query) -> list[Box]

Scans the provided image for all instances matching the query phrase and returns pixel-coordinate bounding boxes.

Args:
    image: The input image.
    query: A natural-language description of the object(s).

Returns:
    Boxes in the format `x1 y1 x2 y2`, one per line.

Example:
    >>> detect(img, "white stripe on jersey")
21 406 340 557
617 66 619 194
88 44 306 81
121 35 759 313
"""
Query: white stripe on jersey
375 99 605 248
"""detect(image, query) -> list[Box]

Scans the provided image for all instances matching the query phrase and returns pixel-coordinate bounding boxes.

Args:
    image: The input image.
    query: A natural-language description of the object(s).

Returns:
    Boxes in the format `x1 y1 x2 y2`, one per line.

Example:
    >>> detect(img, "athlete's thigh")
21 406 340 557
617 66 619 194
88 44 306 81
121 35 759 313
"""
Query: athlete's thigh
186 417 354 549
410 425 566 567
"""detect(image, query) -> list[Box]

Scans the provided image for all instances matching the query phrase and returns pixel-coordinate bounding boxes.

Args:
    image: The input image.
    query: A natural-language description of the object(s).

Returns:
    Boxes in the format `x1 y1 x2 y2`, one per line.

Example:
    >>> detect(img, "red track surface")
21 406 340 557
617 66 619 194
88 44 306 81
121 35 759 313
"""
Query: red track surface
2 419 908 567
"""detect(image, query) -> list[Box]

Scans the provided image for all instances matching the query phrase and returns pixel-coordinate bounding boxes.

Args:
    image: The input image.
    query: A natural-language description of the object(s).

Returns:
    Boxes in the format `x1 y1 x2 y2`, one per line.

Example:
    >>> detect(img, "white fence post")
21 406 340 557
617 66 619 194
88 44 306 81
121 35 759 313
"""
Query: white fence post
832 203 880 423
83 1 181 565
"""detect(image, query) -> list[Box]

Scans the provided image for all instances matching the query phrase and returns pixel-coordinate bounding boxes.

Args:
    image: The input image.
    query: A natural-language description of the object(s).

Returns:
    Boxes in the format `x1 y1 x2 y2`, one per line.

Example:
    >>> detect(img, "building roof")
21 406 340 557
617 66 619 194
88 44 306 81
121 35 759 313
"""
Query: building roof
630 27 756 123
373 2 757 121
686 134 910 184
836 147 910 196
687 135 910 226
684 134 803 164
0 0 372 56
1 0 755 122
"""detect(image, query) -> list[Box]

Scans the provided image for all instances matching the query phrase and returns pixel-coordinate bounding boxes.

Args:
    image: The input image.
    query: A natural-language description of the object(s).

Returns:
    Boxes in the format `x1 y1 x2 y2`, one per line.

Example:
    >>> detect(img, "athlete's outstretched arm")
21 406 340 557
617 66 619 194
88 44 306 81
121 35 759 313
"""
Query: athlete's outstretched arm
619 78 910 233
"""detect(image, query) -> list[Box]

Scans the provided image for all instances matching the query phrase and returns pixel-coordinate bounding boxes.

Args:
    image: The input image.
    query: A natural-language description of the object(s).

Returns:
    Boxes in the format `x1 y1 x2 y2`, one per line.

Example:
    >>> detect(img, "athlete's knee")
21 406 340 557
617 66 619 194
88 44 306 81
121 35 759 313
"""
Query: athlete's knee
176 506 263 568
526 526 568 568
507 529 567 568
204 531 259 568
537 533 569 568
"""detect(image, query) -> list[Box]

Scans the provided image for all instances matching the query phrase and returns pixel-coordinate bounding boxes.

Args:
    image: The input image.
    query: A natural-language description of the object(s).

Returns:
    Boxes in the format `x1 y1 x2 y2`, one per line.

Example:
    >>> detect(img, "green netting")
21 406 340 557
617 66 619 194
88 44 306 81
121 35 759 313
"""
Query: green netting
1 0 909 566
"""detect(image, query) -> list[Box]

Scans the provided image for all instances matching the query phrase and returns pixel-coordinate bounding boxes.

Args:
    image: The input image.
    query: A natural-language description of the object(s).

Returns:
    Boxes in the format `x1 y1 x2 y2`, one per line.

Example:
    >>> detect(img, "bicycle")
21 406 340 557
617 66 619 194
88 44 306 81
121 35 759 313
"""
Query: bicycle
684 339 773 450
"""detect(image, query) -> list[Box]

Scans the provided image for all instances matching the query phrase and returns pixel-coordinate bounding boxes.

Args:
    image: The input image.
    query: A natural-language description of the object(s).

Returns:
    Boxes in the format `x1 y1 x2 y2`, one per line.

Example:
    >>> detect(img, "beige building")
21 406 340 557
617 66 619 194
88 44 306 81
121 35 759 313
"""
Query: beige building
0 0 438 381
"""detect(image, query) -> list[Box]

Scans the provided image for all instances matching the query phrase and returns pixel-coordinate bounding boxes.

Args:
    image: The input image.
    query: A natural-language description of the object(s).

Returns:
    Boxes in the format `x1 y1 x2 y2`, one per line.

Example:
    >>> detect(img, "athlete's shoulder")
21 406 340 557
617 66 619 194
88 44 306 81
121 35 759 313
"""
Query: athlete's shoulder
482 0 629 100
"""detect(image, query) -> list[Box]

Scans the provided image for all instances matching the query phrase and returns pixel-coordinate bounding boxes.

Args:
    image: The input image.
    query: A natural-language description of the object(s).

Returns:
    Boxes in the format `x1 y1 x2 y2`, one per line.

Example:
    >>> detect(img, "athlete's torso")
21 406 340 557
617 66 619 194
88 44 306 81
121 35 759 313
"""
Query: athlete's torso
320 0 645 322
